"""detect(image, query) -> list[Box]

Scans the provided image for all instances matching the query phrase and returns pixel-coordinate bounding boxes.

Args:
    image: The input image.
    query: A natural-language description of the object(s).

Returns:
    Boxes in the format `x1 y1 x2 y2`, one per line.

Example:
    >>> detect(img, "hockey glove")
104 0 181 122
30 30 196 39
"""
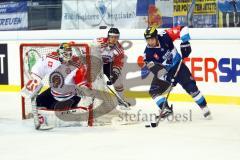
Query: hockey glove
180 41 191 59
147 61 168 79
108 68 120 85
141 65 150 79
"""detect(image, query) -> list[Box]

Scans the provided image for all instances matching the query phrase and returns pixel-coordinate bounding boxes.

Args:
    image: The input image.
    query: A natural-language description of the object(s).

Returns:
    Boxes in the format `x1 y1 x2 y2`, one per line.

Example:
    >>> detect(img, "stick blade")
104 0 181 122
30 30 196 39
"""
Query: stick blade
150 122 157 127
145 122 157 128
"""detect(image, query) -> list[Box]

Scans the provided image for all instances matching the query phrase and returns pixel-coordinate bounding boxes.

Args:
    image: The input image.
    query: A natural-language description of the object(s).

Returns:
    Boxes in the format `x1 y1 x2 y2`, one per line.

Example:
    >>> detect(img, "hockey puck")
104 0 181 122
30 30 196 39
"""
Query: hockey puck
151 123 157 127
145 124 151 128
145 123 157 128
99 26 107 29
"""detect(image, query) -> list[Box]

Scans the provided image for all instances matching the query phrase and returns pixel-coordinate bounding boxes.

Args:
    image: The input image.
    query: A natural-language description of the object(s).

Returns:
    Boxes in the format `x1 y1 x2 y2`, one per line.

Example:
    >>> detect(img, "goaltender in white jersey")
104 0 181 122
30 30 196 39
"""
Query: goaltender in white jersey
21 43 90 129
22 42 88 110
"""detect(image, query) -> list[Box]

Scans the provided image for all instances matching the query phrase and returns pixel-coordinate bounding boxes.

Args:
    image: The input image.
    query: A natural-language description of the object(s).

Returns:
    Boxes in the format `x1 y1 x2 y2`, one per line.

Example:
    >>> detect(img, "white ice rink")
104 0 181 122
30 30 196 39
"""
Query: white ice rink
0 92 240 160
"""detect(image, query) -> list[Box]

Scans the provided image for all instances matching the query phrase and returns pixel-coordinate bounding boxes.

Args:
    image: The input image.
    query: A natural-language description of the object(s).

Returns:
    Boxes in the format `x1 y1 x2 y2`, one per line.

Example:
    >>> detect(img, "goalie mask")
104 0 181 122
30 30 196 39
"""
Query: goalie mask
58 43 73 62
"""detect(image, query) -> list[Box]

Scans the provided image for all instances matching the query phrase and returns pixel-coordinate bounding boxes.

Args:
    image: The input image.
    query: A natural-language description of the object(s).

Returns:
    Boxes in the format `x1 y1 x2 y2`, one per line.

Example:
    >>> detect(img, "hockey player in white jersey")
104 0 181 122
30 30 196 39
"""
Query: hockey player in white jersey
21 42 89 129
96 28 130 107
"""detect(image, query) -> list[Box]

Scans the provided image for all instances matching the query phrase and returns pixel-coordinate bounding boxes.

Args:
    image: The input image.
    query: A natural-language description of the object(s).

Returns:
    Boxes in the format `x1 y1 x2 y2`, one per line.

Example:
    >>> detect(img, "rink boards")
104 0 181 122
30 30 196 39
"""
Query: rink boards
0 28 239 105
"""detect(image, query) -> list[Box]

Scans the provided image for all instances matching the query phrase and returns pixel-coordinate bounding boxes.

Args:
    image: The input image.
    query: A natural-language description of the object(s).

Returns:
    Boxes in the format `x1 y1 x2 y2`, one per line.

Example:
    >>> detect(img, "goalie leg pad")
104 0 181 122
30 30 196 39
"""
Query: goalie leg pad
36 107 89 130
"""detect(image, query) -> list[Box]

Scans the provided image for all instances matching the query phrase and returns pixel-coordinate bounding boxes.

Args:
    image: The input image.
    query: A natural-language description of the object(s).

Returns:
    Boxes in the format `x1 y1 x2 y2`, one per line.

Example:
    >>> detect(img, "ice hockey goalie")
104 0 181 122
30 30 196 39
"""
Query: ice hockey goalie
21 42 90 129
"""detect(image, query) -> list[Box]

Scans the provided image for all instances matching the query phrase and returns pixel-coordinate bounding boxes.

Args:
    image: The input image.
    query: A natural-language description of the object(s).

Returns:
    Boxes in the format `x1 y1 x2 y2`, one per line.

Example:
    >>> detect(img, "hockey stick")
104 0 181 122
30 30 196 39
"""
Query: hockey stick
103 65 130 109
106 85 130 108
145 60 183 128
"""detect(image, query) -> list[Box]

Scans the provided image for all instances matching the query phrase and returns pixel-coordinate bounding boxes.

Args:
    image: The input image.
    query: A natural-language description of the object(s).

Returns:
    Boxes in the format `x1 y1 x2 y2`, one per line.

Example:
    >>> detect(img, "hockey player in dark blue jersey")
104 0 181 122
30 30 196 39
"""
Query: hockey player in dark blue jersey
140 26 211 119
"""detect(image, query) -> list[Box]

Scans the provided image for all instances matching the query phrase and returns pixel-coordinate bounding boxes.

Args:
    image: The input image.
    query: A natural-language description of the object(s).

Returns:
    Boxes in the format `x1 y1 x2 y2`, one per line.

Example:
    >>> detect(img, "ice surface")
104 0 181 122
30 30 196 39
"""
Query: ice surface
0 92 240 160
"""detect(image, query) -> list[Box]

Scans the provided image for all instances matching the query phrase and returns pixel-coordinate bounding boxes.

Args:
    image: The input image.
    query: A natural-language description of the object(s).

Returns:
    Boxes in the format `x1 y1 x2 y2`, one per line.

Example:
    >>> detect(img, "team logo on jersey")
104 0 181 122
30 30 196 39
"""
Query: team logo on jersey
49 71 64 88
154 53 159 60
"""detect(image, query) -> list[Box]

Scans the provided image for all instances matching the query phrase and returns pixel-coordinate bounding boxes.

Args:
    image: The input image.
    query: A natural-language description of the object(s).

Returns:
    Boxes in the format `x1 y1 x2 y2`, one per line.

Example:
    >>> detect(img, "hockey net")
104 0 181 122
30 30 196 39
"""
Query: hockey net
20 43 119 126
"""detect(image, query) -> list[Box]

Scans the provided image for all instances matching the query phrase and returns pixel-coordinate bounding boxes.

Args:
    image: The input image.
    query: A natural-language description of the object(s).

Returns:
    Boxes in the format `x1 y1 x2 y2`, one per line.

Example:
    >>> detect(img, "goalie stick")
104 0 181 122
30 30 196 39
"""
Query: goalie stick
145 60 183 128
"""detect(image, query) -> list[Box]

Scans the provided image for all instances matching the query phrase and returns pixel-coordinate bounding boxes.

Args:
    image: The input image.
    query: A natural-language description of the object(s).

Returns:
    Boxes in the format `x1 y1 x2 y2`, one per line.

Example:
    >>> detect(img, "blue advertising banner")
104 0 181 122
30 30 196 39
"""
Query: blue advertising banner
136 0 155 16
218 0 240 27
0 1 28 30
218 0 240 12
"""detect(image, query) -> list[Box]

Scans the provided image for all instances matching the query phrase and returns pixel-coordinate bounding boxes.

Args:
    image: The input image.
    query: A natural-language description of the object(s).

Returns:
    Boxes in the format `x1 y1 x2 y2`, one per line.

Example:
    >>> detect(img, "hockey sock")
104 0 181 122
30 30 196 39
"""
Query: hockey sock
153 96 166 110
192 91 207 109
